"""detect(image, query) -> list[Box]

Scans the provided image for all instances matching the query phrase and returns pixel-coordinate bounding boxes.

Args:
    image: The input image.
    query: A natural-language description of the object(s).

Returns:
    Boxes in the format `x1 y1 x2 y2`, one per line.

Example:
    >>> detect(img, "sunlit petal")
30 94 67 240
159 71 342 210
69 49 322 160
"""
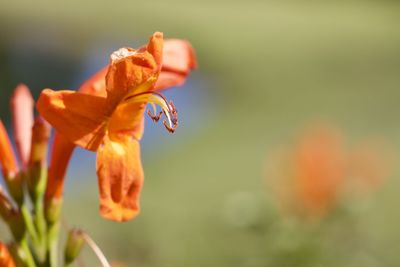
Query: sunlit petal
37 89 108 151
96 136 144 222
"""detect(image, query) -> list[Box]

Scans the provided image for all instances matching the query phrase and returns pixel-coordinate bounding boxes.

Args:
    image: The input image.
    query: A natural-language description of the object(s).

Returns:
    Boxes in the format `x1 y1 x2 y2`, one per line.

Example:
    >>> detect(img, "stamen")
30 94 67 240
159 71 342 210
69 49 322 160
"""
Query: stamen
124 91 179 133
147 109 162 122
80 231 111 267
162 101 178 133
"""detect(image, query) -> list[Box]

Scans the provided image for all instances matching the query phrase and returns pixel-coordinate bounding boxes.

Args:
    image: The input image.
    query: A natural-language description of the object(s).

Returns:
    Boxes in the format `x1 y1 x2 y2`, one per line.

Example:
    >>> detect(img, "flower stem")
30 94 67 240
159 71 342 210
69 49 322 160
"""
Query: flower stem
20 203 40 245
19 237 37 267
45 221 60 267
34 198 47 261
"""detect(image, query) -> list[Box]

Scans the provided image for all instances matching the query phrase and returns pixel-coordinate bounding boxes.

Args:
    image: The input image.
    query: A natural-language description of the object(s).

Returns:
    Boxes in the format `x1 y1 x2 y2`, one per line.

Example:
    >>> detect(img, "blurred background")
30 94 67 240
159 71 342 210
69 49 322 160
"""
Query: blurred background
1 0 400 266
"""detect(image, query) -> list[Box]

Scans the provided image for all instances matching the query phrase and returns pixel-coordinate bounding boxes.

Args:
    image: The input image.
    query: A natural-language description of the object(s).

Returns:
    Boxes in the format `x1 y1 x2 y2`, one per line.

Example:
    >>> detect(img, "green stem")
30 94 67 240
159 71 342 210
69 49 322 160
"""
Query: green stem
34 197 47 260
20 203 40 245
19 237 37 267
45 222 60 267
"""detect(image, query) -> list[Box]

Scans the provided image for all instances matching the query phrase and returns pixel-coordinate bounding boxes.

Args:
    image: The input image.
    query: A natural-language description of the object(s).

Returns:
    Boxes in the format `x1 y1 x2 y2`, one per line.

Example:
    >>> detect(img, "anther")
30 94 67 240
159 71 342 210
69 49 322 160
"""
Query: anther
163 120 178 133
169 102 178 122
147 110 163 122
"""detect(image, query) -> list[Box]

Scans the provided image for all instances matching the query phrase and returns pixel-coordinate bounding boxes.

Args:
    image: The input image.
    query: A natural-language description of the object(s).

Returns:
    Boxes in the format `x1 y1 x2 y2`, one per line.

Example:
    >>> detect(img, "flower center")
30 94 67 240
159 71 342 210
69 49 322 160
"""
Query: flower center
124 91 178 133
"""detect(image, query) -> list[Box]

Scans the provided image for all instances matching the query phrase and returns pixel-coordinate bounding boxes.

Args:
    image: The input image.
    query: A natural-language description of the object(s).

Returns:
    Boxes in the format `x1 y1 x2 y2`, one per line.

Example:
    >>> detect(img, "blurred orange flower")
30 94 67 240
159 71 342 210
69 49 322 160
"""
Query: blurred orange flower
38 32 197 222
266 124 390 219
292 126 346 217
111 261 127 267
0 242 16 267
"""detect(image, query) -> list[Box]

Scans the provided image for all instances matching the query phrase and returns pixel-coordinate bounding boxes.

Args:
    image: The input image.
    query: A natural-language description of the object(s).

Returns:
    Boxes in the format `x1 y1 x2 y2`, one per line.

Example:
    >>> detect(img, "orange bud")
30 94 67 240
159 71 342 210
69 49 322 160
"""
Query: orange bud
29 117 51 165
0 121 19 178
0 243 16 267
10 84 34 169
44 132 75 222
28 117 51 202
45 132 75 201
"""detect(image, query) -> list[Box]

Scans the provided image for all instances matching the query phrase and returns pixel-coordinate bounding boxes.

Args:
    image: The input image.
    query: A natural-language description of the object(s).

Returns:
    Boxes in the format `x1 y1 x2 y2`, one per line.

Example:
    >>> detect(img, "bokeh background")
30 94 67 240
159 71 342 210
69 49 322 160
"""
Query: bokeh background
1 0 400 266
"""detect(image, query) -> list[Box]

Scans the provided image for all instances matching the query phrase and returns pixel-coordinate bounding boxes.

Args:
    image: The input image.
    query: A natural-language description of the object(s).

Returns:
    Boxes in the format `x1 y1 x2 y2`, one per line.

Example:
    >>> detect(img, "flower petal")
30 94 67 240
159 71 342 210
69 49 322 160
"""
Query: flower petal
96 136 144 222
147 32 163 67
155 39 197 91
10 84 34 168
0 120 19 177
105 33 163 106
79 67 108 97
108 101 145 141
77 36 195 96
43 67 110 205
36 89 108 151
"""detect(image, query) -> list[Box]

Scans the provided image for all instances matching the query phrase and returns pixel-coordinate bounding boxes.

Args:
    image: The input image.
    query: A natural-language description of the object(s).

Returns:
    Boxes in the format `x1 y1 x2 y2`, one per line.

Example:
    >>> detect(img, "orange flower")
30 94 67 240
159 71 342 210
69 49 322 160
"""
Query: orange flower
292 126 346 217
38 32 197 222
0 243 16 267
266 125 347 218
266 125 390 219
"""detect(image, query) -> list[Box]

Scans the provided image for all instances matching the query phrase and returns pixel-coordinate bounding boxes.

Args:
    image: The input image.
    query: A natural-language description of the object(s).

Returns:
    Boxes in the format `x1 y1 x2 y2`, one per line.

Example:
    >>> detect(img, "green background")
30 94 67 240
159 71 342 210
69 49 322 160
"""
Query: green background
1 0 400 266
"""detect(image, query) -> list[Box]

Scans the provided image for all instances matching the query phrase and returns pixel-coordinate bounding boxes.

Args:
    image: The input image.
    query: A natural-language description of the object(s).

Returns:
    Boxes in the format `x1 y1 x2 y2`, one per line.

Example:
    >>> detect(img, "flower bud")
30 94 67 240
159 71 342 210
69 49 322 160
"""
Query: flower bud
0 188 25 242
0 121 23 204
64 228 85 266
7 211 26 243
5 173 24 206
10 84 34 169
28 117 50 202
44 198 62 225
44 132 75 223
29 117 50 165
0 121 19 179
0 188 13 221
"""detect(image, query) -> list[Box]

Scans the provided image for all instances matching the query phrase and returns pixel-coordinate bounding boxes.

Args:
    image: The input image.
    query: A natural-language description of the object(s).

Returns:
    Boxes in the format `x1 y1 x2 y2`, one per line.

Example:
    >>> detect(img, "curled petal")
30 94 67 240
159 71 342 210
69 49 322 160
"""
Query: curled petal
155 39 197 91
147 32 163 67
37 89 108 151
81 36 195 97
0 121 19 178
105 33 163 106
96 136 144 222
10 84 34 168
